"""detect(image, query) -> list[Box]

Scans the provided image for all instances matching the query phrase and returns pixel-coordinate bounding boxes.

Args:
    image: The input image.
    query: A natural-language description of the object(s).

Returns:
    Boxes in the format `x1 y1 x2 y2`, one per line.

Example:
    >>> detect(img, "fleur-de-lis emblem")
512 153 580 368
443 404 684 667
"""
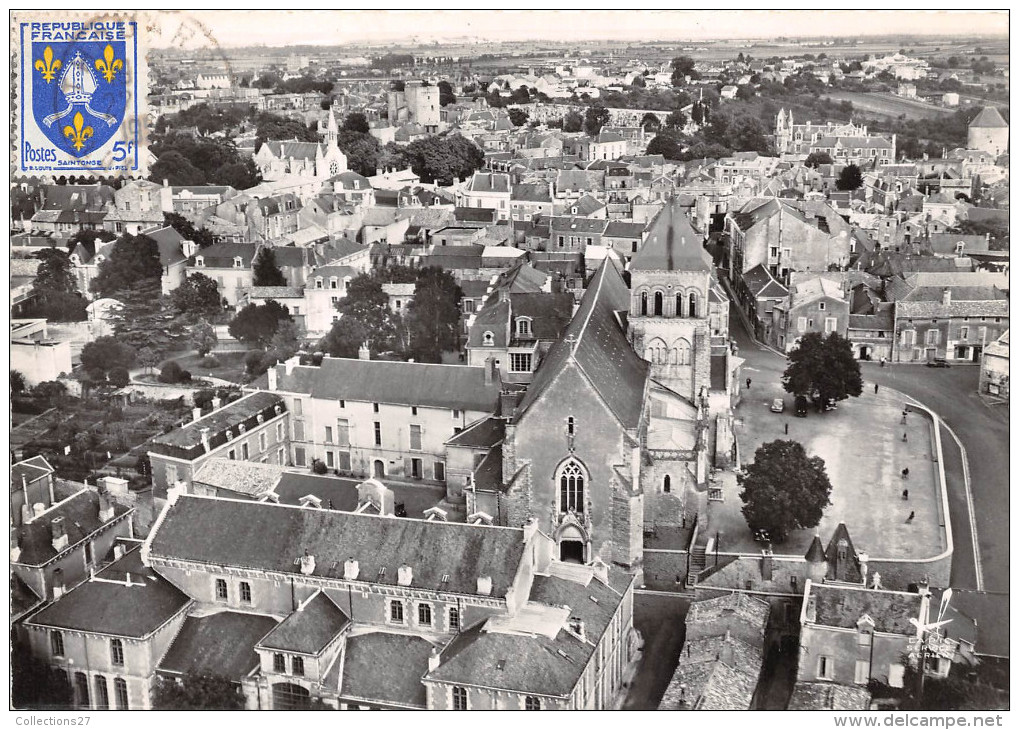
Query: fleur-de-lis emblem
35 46 62 83
63 112 94 152
94 44 123 83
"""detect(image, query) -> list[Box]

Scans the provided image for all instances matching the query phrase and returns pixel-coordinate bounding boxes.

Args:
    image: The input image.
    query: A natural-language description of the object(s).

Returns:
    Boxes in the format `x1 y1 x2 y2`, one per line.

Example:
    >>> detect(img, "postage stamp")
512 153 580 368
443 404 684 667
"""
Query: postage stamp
13 14 148 176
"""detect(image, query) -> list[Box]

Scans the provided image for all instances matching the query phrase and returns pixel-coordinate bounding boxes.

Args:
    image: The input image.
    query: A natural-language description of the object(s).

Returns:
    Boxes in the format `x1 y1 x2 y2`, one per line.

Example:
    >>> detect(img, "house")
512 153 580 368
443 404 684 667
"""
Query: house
304 262 359 336
251 194 303 241
808 135 896 167
259 355 503 482
187 242 257 307
548 216 608 252
602 220 648 261
510 182 554 222
770 276 851 353
102 180 172 236
978 330 1009 400
171 185 237 217
578 131 627 162
719 84 738 100
147 391 290 498
29 184 112 236
381 282 415 314
11 456 57 527
324 171 375 208
460 173 512 221
254 111 348 181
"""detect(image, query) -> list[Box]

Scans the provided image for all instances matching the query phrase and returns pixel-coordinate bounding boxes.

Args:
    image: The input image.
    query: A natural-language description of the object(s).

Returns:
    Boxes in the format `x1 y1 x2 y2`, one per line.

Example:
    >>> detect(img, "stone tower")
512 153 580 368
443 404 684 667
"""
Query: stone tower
967 106 1009 157
627 202 713 403
775 108 793 154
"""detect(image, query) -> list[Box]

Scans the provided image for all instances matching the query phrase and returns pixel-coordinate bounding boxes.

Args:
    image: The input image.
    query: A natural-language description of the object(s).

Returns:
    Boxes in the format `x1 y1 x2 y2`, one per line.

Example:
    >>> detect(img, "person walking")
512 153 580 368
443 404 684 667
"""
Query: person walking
880 356 886 367
746 377 752 389
902 432 908 442
907 511 915 522
874 383 879 394
902 488 909 500
784 423 789 435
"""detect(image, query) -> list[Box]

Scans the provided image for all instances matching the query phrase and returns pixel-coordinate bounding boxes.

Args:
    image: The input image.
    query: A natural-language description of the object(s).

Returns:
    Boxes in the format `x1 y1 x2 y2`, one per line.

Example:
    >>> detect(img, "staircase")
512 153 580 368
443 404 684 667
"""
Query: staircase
688 544 707 588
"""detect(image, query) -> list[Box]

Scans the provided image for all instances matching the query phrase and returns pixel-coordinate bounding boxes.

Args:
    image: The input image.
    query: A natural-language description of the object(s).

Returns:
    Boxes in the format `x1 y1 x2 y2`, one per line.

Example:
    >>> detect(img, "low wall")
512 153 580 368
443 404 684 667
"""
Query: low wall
642 549 690 591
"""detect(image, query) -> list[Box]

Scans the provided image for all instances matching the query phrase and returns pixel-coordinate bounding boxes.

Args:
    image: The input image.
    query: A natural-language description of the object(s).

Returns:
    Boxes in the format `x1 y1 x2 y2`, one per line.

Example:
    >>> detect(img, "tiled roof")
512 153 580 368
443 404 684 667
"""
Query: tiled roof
257 591 350 655
788 682 871 710
193 458 286 498
147 495 527 598
659 636 762 711
270 357 502 413
334 632 433 708
630 201 711 272
687 592 770 633
515 257 648 429
27 548 191 637
809 583 922 634
14 486 131 567
159 612 278 681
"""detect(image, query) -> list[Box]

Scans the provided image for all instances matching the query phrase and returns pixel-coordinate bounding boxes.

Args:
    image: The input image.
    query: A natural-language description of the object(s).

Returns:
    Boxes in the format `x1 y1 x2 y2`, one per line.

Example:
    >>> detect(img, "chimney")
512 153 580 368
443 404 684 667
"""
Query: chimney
21 504 32 525
397 564 413 586
476 575 493 596
284 355 300 375
428 646 442 672
358 343 371 360
942 287 951 306
568 617 586 641
10 527 21 563
267 365 278 391
51 517 69 553
200 427 211 453
193 406 203 422
761 547 774 582
299 550 316 575
858 551 869 586
522 517 538 543
484 356 497 385
21 474 30 517
211 396 222 410
343 557 359 581
52 568 66 600
98 493 115 523
33 503 46 519
805 592 817 623
917 577 930 597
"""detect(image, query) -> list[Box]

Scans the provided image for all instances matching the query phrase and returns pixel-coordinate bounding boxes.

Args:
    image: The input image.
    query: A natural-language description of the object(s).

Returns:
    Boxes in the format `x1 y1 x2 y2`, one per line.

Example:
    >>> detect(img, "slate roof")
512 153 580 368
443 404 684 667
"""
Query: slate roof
515 257 648 429
261 140 324 161
824 522 864 583
809 583 922 634
445 416 505 449
11 456 54 490
788 682 871 710
159 612 278 681
659 634 763 710
193 458 286 498
147 496 527 598
11 573 43 619
146 226 187 266
512 183 553 203
189 242 257 268
630 201 711 272
271 357 500 412
742 263 789 298
149 391 286 455
14 486 131 567
603 220 646 239
334 632 433 708
969 107 1008 129
468 292 574 348
687 592 770 634
425 570 631 696
257 591 350 655
27 548 191 637
555 169 605 192
466 172 511 194
248 286 304 299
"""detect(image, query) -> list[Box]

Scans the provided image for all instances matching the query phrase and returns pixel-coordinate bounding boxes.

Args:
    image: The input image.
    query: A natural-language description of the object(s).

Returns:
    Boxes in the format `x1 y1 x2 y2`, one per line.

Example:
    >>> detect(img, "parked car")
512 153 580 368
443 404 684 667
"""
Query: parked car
926 358 950 368
770 397 785 413
794 395 809 417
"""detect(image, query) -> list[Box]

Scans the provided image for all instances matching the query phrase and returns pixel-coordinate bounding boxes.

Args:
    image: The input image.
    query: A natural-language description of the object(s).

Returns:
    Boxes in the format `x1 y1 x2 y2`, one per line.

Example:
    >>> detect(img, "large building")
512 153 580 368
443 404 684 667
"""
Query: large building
387 80 440 132
967 106 1009 157
254 111 348 181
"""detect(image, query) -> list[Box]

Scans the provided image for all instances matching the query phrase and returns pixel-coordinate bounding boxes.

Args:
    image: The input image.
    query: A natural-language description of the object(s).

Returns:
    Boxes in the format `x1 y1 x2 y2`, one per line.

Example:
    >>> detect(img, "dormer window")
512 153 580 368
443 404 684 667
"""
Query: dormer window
195 256 204 267
233 257 243 268
483 331 494 346
516 318 532 337
330 277 338 289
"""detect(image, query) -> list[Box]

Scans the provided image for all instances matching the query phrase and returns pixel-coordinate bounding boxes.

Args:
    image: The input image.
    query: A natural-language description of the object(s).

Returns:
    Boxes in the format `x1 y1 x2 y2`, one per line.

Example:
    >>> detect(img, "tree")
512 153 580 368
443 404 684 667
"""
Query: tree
319 274 398 358
640 113 662 133
646 134 684 161
81 336 136 376
171 273 222 320
437 80 456 107
152 672 243 710
164 212 215 248
11 370 27 394
11 641 73 709
342 112 370 134
563 109 584 133
400 134 485 186
836 163 864 191
671 55 700 85
264 319 303 365
107 278 185 355
337 130 382 177
739 440 832 540
228 301 293 348
584 104 611 136
954 219 1009 251
630 75 646 88
691 102 705 126
254 112 320 151
191 319 218 357
150 150 207 186
782 332 863 406
665 110 687 130
91 233 163 298
67 228 116 253
31 248 87 321
805 151 834 168
406 267 462 362
508 108 529 127
108 367 131 388
252 248 287 287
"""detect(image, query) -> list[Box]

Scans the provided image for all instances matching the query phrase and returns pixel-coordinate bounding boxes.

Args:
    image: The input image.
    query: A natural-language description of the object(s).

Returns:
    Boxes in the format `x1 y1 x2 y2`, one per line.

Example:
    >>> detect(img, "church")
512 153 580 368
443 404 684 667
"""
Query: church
254 110 348 182
493 202 740 574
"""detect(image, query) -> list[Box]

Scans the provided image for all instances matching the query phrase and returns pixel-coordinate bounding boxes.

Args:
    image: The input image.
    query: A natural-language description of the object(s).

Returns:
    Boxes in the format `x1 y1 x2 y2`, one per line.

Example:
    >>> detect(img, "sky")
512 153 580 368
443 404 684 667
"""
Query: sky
149 10 1009 49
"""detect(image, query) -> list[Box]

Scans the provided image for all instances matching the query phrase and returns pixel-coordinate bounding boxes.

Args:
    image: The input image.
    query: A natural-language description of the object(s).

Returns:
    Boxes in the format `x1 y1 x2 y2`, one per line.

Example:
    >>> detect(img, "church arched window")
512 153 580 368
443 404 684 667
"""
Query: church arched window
663 475 671 493
675 293 684 318
676 339 692 365
558 460 585 514
567 416 575 436
653 291 664 317
640 291 648 316
688 292 698 318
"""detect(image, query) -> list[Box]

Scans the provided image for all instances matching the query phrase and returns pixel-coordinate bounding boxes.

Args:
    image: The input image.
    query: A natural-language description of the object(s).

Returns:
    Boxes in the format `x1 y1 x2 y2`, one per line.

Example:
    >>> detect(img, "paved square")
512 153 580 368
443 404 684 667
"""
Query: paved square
707 380 946 560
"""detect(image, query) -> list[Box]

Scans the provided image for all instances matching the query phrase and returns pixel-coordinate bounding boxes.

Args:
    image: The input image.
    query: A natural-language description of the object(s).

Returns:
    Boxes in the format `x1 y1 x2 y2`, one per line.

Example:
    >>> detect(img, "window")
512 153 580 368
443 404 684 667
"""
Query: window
411 406 418 416
676 339 692 366
448 607 460 631
818 301 826 311
482 331 494 346
688 293 697 318
797 316 807 332
373 402 379 413
960 326 969 340
888 664 906 688
640 291 648 316
240 581 252 604
295 447 306 467
325 425 333 443
274 653 286 673
215 579 228 601
525 696 541 710
374 422 382 446
558 460 585 513
111 638 124 666
858 629 872 647
790 576 798 592
95 675 109 709
453 410 460 419
278 448 286 465
111 676 127 709
817 655 833 680
926 329 940 346
259 432 267 452
293 398 303 416
292 656 305 677
418 603 432 626
390 600 404 624
228 449 237 460
675 293 683 317
51 631 64 657
900 329 916 347
434 461 445 481
452 686 468 710
339 451 351 472
517 318 532 337
326 451 334 468
567 416 575 436
241 442 249 460
75 672 89 708
854 660 870 685
336 419 349 447
663 475 671 493
410 425 422 451
653 291 664 316
825 317 837 334
294 421 305 441
277 422 285 440
510 352 532 372
411 458 423 479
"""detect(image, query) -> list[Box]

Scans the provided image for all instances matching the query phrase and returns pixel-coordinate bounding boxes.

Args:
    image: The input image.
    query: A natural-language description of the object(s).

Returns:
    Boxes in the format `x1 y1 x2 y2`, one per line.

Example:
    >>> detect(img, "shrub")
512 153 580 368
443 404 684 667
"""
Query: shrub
192 388 216 410
312 459 328 475
200 355 221 368
244 350 265 375
158 362 188 384
108 367 131 388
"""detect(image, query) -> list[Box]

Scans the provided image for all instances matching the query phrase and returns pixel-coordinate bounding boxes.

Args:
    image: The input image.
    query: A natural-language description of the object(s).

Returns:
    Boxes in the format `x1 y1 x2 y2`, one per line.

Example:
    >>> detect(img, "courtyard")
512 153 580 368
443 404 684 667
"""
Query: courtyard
707 380 947 561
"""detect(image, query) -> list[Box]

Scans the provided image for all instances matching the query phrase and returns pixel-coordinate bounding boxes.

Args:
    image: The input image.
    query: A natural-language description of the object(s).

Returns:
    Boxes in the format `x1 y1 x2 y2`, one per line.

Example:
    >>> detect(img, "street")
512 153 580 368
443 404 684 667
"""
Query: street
728 304 1009 592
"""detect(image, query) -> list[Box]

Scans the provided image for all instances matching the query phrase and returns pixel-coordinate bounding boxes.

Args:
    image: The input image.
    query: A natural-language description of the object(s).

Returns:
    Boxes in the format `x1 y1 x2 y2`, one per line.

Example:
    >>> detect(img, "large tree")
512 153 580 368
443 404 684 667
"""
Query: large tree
80 336 136 377
640 113 662 133
836 163 864 191
782 332 863 406
508 108 529 127
252 248 287 287
191 319 218 357
437 80 456 107
671 55 700 85
584 104 611 136
342 112 371 135
400 134 485 186
646 133 684 161
228 300 293 348
164 212 214 248
319 274 398 358
337 130 382 177
739 439 832 541
406 266 462 363
31 248 87 321
563 109 584 133
804 151 834 168
108 279 186 355
152 672 243 710
171 273 222 321
90 233 163 298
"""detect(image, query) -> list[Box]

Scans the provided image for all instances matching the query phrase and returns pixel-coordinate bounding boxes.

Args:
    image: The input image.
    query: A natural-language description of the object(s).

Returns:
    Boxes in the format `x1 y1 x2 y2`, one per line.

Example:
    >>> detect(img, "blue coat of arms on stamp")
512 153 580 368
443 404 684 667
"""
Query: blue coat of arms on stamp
17 18 146 174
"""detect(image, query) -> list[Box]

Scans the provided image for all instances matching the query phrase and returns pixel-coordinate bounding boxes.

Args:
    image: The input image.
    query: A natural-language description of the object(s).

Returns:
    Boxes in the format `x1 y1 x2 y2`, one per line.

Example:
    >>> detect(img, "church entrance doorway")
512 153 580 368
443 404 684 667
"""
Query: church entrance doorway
559 539 585 564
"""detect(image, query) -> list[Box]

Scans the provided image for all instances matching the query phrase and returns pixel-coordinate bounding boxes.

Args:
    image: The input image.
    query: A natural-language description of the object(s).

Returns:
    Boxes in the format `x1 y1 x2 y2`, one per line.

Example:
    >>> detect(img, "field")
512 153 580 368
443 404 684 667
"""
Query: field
823 90 954 120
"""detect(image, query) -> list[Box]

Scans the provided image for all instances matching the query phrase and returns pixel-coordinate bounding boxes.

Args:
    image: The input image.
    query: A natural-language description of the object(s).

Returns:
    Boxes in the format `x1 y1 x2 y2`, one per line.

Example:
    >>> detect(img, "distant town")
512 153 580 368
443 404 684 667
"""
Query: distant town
10 17 1009 713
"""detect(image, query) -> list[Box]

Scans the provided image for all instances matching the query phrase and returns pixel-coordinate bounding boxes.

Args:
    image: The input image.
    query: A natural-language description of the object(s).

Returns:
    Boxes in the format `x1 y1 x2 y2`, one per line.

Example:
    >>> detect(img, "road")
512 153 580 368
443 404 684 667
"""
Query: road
728 305 1009 593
